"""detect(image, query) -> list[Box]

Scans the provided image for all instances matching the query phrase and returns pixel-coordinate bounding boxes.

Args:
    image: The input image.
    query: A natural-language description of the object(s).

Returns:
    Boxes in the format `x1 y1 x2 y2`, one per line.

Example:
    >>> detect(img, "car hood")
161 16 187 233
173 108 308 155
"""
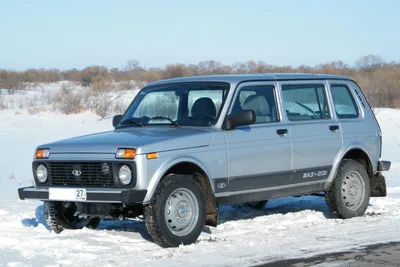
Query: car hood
40 126 215 154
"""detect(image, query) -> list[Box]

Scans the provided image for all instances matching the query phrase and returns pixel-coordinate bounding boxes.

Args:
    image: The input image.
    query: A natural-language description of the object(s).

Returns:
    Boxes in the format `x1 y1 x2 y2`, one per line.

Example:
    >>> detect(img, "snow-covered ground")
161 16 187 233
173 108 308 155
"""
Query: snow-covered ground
0 106 400 267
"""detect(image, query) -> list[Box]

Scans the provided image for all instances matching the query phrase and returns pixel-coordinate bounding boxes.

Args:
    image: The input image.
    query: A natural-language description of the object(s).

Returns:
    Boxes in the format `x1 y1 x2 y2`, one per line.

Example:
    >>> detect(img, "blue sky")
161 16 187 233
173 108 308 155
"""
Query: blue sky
0 0 399 70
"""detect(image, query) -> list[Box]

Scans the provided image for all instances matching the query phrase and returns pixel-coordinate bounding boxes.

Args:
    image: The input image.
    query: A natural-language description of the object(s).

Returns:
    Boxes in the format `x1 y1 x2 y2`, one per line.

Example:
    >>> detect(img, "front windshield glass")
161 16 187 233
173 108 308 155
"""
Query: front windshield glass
119 82 230 127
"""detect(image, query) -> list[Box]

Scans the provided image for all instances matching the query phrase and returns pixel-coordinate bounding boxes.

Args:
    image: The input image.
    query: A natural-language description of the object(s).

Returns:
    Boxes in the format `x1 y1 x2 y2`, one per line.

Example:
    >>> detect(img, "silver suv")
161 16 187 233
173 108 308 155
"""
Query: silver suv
18 73 391 247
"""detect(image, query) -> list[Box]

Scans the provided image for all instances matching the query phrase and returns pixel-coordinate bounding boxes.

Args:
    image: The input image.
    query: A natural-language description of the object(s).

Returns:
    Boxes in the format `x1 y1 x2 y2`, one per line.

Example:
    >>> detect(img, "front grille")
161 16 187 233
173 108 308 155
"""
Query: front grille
47 162 115 187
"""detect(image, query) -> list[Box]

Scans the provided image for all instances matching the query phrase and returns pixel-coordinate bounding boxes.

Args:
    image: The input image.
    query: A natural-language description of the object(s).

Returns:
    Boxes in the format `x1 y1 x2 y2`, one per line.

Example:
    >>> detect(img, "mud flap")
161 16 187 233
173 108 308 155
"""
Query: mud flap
194 173 219 227
204 185 219 227
370 172 387 197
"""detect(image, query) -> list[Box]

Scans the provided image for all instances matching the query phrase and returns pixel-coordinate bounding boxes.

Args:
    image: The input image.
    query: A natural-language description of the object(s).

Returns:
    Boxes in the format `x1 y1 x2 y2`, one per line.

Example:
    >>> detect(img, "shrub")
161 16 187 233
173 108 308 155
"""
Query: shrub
111 99 128 115
0 70 26 95
1 55 400 109
53 83 84 115
91 79 115 93
27 106 47 115
0 94 5 110
92 92 123 119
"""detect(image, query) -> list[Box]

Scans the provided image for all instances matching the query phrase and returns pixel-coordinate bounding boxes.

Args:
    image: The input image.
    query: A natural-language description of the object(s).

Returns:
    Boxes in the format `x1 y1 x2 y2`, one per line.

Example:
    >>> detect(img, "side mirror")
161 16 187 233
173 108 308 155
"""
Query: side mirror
113 115 123 128
226 110 255 130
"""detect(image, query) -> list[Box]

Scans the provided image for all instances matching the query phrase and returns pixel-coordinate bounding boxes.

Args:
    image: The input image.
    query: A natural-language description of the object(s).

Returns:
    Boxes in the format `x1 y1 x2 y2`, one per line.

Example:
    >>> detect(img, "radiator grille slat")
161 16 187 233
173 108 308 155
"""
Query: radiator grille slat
47 162 115 187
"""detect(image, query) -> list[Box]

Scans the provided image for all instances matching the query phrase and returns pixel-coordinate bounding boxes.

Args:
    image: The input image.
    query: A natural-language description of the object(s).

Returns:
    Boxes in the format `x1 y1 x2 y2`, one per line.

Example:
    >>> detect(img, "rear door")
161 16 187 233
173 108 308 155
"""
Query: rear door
279 80 343 184
223 81 292 193
327 80 381 170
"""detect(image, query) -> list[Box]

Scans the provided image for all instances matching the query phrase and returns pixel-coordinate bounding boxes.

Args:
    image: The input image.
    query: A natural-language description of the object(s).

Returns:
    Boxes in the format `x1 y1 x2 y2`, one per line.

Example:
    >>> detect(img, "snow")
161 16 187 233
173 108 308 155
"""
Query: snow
0 106 400 266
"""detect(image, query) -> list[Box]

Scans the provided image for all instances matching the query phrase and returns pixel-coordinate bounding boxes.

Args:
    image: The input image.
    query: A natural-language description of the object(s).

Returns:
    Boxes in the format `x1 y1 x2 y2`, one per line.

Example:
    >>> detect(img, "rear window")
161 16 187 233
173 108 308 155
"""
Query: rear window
330 85 359 119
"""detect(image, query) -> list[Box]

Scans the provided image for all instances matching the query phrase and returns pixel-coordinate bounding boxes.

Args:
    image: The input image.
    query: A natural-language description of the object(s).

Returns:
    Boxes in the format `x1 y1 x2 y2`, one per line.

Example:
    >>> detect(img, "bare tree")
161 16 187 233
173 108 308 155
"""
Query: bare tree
163 64 193 79
356 55 385 72
0 70 26 95
124 59 144 72
0 54 400 110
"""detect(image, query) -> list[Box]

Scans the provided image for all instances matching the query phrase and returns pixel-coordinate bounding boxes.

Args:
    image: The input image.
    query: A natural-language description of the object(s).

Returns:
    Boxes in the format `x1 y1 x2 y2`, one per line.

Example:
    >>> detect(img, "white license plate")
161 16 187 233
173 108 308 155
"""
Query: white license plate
49 188 87 201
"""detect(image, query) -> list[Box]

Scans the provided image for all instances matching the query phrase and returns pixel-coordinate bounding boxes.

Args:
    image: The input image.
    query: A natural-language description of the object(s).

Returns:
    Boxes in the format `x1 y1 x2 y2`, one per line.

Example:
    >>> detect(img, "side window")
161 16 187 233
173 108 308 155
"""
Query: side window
230 85 279 124
282 84 331 121
330 85 359 118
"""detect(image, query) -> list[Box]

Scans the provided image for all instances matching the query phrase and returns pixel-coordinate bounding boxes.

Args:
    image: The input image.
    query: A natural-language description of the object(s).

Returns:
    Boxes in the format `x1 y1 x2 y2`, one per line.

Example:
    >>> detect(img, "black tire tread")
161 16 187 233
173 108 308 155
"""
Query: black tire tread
44 202 64 234
44 202 100 232
145 174 205 248
86 217 101 230
326 159 370 219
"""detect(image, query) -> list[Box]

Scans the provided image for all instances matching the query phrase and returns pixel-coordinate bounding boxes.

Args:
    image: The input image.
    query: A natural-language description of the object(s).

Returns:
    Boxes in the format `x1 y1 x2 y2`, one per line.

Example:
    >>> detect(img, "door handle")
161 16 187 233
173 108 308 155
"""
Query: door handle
276 129 288 135
329 125 339 131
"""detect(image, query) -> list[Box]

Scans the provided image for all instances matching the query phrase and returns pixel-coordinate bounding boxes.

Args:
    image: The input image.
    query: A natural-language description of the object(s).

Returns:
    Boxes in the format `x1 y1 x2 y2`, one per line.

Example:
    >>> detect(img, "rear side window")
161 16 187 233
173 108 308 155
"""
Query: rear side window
330 85 359 119
281 84 331 121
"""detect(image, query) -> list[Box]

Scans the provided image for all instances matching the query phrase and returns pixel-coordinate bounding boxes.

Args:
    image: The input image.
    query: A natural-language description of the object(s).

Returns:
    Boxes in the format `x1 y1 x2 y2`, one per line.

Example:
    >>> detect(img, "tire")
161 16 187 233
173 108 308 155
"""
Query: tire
145 174 206 248
245 200 268 210
44 201 64 234
86 217 101 230
44 201 100 233
325 159 371 219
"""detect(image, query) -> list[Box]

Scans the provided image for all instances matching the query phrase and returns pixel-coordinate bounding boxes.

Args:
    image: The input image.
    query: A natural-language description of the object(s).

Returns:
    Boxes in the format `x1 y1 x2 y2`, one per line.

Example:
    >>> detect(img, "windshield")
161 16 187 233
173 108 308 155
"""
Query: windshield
119 82 230 127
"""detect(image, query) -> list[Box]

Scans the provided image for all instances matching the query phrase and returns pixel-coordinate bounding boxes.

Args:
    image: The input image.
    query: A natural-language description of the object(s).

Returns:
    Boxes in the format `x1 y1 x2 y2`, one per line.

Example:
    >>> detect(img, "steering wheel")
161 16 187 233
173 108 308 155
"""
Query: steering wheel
295 101 318 116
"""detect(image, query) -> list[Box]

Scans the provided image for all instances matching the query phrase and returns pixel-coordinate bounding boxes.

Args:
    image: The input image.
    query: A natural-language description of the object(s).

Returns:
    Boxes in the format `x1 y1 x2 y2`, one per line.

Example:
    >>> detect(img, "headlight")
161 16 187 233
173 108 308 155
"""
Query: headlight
36 164 48 183
118 165 132 185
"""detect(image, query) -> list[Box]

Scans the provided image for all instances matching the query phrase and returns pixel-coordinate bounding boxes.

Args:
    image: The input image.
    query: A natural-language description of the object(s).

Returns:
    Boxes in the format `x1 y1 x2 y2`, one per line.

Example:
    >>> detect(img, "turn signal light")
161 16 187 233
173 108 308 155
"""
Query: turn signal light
146 152 158 160
35 149 50 159
116 148 136 159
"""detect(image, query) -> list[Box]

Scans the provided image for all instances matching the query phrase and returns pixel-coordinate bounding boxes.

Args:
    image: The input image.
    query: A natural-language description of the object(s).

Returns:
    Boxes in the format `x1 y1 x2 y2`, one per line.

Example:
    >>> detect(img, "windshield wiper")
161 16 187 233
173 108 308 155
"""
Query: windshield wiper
149 116 181 127
120 118 144 127
169 121 181 127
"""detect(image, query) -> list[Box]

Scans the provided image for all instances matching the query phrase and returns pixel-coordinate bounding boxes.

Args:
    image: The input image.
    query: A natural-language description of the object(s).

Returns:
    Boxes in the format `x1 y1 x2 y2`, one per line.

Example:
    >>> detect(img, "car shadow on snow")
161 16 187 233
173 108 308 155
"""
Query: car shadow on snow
18 204 227 242
20 204 50 230
219 196 332 224
20 205 154 241
96 217 154 242
20 197 376 241
217 195 377 224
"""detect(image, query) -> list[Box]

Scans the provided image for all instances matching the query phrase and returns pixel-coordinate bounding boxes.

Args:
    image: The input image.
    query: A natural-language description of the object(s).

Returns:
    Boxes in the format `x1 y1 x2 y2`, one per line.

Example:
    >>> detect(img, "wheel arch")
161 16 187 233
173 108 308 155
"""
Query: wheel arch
144 158 218 227
342 149 374 177
325 145 376 193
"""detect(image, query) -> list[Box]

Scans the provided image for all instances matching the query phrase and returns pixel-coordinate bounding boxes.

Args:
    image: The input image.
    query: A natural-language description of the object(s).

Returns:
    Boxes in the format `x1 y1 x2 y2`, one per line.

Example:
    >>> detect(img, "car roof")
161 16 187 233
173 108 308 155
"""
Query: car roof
146 73 353 87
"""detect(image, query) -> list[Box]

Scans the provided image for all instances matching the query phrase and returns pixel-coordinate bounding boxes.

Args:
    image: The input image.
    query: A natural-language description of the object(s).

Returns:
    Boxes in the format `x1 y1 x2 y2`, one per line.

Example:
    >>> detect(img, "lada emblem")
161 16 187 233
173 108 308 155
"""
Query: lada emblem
72 170 82 176
217 182 226 189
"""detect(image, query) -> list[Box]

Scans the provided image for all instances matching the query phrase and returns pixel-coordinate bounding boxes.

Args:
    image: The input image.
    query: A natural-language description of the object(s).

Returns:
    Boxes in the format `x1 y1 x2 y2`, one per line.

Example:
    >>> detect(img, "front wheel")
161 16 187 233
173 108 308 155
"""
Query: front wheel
325 159 371 219
44 201 100 234
145 174 206 248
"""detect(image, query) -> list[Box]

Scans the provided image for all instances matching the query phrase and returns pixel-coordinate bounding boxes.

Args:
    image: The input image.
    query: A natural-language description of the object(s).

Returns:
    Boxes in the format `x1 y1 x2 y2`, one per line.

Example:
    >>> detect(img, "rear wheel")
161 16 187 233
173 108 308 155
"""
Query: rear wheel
44 201 100 233
145 174 206 248
325 159 370 219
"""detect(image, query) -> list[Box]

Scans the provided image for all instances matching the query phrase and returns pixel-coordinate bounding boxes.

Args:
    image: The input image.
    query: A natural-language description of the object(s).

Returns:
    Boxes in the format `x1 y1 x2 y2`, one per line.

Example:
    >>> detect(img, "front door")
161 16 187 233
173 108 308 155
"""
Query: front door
279 81 343 184
223 82 292 193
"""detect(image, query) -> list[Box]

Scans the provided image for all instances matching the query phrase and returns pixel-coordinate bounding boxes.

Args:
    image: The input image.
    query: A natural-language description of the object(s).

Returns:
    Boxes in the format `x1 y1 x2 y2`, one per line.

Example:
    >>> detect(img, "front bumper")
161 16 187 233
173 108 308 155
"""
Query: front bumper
18 186 147 205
